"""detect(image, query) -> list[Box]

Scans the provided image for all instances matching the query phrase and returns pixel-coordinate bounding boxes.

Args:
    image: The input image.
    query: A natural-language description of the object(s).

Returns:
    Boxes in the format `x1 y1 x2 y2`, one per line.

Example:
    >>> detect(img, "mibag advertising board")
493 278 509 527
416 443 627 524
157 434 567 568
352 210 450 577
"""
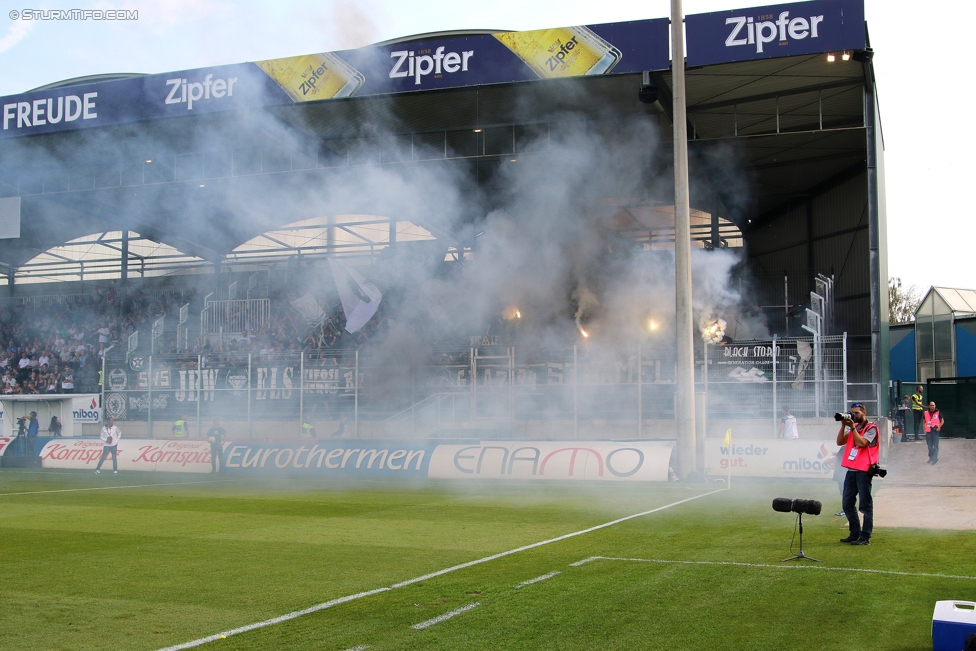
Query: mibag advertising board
704 438 839 478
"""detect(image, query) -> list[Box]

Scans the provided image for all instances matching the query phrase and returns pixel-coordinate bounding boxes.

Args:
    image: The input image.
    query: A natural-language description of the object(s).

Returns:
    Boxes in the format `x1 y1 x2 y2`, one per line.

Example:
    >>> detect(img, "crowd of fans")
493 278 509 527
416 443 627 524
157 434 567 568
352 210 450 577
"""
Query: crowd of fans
0 285 192 395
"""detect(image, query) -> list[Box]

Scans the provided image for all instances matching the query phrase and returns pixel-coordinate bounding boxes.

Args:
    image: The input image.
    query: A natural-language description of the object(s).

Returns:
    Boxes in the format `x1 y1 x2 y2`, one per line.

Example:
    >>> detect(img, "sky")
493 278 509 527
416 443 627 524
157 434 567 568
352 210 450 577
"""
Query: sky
0 0 971 294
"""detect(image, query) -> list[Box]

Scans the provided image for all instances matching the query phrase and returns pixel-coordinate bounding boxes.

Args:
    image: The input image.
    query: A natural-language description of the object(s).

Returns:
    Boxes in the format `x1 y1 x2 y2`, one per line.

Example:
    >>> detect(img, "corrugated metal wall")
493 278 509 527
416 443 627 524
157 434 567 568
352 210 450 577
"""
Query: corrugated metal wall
747 170 870 337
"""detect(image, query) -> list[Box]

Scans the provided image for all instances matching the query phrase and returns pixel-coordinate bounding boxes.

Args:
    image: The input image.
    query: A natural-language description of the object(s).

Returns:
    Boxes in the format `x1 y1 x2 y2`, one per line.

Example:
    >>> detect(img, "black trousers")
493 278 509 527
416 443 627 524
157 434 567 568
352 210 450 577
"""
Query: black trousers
913 410 924 438
210 445 224 472
842 470 873 540
926 430 940 463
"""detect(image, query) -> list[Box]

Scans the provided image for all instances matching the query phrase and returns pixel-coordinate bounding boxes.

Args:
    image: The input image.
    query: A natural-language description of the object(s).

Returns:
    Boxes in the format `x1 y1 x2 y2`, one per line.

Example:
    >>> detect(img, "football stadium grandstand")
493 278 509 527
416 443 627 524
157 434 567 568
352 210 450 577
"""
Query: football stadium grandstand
0 0 886 451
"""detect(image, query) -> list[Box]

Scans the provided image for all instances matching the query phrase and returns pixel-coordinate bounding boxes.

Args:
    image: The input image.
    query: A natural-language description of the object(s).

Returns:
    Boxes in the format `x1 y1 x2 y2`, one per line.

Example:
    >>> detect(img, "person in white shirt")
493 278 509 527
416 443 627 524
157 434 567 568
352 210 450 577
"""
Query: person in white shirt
778 406 799 439
95 417 122 474
96 325 111 345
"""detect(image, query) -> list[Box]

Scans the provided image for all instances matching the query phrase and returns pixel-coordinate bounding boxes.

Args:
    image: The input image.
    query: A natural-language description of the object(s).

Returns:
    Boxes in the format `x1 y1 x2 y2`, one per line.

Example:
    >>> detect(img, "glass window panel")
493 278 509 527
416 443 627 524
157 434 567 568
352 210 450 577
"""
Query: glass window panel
933 292 952 315
917 293 934 319
917 362 935 382
916 318 934 360
934 316 953 359
936 360 956 378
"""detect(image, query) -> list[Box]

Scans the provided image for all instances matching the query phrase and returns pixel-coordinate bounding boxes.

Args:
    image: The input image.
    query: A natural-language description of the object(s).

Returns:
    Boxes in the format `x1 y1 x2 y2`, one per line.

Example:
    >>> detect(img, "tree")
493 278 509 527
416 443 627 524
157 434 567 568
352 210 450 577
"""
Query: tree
889 277 922 323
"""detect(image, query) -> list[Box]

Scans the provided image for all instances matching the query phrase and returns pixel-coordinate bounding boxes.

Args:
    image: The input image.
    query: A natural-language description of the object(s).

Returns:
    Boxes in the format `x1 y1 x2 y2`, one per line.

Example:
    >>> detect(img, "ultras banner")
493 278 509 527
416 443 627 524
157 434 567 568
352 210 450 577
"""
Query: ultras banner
427 440 675 482
0 19 668 139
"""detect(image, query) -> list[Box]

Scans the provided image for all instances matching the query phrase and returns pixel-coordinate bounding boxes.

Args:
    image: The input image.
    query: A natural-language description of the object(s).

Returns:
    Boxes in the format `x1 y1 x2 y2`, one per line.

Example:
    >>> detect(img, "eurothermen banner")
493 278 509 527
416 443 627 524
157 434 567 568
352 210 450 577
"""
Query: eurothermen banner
0 0 870 140
221 440 436 476
0 20 668 139
36 438 676 481
686 0 865 66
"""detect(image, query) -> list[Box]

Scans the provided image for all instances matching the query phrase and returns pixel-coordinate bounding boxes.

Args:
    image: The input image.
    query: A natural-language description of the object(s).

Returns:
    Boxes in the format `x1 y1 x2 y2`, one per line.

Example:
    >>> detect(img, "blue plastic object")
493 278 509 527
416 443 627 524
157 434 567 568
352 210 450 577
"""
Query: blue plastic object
933 601 976 651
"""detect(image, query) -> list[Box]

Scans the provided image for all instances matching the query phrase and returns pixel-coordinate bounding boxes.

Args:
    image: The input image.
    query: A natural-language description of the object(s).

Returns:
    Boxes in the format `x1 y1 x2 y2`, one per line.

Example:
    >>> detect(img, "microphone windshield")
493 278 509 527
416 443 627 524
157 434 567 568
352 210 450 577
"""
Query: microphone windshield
772 498 793 513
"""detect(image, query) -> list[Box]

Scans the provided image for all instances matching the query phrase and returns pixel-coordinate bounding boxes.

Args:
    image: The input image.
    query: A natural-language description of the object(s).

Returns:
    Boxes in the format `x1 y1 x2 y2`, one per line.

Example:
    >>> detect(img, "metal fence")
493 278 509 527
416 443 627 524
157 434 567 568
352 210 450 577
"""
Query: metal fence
102 335 861 437
702 335 848 421
200 298 271 341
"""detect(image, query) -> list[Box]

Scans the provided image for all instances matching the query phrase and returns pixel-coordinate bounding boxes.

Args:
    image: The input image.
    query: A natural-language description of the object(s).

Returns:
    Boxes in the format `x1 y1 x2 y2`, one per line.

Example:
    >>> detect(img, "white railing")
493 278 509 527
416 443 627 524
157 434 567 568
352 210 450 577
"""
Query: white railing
200 298 271 338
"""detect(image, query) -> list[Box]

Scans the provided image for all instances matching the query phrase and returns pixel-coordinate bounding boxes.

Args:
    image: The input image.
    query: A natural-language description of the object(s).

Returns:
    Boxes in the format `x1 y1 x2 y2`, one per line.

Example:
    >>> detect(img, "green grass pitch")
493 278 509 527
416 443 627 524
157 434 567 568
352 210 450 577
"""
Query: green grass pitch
1 470 973 650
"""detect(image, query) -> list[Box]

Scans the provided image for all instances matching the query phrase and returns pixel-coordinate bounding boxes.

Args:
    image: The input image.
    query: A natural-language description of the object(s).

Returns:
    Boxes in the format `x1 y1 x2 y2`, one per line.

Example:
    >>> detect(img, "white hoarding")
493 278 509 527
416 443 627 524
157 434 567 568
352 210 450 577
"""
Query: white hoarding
428 440 675 482
704 438 839 479
39 438 214 473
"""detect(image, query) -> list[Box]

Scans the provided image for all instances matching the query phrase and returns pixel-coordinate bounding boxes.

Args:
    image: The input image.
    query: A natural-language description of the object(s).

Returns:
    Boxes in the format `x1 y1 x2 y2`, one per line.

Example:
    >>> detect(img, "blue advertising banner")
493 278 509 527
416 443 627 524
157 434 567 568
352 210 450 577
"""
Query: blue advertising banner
220 440 438 476
686 0 865 67
0 19 668 140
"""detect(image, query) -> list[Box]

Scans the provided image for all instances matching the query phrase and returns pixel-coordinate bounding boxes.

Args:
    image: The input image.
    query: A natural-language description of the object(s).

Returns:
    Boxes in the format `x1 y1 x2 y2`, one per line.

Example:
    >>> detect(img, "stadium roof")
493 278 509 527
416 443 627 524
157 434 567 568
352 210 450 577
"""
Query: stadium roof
0 0 874 278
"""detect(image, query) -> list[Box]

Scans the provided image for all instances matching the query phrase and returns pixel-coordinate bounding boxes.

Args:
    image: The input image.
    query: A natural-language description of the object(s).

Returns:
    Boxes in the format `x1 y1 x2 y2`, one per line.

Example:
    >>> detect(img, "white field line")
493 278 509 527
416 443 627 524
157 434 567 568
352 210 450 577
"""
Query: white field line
572 556 976 581
0 478 242 496
342 646 370 651
514 571 560 588
411 602 481 630
156 486 727 650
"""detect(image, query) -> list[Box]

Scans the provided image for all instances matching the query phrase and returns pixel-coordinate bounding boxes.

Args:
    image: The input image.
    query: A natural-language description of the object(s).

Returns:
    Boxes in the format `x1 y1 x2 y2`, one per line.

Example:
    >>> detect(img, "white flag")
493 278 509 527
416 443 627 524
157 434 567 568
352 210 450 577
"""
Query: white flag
328 258 382 333
290 291 325 326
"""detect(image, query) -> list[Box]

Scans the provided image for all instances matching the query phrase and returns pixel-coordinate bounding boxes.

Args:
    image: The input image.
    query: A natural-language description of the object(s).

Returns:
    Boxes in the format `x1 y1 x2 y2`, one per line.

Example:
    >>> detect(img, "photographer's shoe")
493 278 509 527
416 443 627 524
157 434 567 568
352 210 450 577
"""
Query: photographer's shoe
840 534 858 543
850 538 871 546
834 511 846 517
94 470 100 474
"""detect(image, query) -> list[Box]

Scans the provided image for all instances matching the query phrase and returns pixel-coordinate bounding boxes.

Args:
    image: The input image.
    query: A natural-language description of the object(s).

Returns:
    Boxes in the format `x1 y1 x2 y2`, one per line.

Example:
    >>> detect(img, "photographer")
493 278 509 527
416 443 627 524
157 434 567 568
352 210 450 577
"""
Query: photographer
836 402 880 545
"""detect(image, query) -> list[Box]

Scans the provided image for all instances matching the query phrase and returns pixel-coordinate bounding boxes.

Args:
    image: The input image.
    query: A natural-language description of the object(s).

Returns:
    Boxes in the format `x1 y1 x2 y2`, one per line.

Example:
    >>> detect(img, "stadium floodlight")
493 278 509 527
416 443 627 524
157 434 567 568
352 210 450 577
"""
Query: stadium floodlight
772 498 822 562
826 53 836 62
842 52 851 61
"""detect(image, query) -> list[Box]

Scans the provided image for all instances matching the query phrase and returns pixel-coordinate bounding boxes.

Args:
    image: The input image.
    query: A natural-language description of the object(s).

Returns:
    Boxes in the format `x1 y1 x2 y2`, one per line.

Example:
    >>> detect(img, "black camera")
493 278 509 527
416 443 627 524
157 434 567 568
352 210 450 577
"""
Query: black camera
834 412 853 422
869 464 887 479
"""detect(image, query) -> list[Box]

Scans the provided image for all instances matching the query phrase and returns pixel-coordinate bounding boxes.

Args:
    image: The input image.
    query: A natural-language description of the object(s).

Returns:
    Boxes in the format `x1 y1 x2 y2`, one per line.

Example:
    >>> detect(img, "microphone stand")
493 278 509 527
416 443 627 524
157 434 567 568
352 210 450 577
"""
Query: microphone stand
782 513 820 562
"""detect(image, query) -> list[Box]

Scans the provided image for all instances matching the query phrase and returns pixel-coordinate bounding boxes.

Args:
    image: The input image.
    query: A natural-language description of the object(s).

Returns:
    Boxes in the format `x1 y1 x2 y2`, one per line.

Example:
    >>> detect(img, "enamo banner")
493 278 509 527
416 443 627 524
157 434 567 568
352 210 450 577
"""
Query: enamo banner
37 439 677 481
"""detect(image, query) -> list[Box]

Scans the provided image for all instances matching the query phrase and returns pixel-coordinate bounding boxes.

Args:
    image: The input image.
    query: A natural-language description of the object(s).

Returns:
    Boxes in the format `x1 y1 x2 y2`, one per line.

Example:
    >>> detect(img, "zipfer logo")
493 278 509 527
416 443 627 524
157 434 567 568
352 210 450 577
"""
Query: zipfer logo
389 47 474 86
725 10 825 53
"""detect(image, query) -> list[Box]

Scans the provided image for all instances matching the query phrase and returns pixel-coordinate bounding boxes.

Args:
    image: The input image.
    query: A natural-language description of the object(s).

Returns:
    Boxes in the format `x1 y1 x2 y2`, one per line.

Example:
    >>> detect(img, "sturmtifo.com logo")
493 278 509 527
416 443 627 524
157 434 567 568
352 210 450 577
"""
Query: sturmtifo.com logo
9 9 137 21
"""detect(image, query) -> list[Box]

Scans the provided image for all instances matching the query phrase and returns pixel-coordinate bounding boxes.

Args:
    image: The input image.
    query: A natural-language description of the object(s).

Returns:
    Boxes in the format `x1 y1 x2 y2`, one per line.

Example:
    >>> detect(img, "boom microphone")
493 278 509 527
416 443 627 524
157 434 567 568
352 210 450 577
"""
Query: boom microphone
772 498 822 516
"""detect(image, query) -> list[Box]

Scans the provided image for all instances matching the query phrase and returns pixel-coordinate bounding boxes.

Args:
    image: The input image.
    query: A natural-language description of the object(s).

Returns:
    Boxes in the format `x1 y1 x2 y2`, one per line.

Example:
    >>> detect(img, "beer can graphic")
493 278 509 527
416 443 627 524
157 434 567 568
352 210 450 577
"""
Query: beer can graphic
494 26 621 79
256 52 365 102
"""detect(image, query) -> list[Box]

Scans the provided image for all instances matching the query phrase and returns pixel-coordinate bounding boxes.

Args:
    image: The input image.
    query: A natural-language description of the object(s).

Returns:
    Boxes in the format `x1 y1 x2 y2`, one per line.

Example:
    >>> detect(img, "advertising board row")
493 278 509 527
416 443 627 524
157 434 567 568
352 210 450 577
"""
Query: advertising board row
30 437 843 479
36 439 676 481
1 0 865 139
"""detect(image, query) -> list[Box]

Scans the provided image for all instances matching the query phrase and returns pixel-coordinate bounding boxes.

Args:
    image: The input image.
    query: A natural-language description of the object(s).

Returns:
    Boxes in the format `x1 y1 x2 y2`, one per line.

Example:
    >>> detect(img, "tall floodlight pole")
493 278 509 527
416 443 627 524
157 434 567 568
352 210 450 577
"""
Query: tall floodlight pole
672 0 697 478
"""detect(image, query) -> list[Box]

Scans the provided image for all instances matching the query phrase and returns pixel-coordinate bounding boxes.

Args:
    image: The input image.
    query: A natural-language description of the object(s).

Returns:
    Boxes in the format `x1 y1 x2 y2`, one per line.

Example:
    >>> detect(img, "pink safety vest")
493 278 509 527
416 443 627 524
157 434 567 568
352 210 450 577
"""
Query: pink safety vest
924 410 942 433
841 421 880 472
